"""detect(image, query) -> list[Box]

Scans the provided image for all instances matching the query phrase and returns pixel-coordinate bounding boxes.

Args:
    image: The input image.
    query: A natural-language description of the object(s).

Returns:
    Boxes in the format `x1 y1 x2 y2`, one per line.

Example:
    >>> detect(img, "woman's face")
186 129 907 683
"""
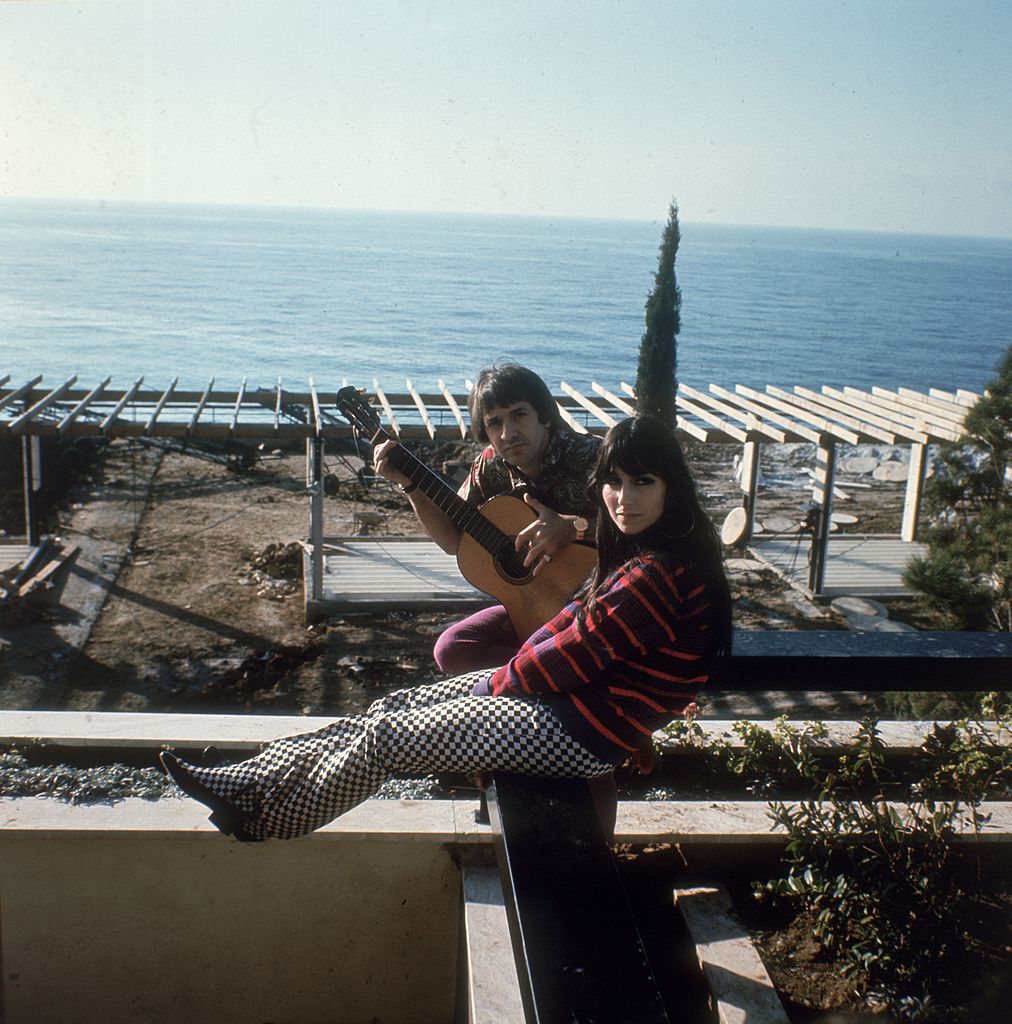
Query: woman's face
601 465 667 535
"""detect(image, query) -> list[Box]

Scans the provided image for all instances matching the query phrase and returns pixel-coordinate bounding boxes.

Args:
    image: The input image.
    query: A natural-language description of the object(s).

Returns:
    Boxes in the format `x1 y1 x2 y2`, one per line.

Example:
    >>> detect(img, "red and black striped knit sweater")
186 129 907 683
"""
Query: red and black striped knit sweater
490 554 724 772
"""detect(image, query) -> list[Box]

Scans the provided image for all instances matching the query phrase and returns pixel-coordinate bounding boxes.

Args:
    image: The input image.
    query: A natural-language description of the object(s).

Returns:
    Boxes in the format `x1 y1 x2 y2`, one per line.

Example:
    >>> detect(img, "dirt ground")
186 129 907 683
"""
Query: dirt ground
0 434 920 716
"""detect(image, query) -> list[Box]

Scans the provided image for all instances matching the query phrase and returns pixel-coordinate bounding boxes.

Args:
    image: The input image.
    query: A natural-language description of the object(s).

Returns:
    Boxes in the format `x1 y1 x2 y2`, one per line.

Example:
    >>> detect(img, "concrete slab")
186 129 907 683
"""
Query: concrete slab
676 884 791 1024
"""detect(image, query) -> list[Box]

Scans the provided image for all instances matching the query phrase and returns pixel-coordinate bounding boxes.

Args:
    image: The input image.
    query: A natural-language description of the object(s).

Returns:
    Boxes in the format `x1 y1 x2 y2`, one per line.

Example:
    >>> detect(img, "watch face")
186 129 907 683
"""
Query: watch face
574 517 590 533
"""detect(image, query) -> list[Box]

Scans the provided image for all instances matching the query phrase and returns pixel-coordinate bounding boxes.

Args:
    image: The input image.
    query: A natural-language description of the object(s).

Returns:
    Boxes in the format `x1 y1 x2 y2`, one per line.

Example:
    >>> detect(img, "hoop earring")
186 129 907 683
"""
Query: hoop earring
660 508 695 541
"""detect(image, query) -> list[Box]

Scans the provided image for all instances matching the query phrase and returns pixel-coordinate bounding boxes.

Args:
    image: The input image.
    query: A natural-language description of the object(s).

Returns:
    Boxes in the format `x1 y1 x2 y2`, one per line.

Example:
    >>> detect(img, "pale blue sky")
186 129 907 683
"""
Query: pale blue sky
2 0 1009 236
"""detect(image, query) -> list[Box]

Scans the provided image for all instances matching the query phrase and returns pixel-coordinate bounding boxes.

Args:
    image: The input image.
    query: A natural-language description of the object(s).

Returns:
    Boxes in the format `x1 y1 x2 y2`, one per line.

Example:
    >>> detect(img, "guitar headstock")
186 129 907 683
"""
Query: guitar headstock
336 386 385 441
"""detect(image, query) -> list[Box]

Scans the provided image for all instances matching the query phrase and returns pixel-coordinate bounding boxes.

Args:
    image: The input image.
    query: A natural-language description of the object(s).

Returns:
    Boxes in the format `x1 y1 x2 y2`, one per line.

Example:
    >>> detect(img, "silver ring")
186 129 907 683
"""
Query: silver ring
542 554 552 563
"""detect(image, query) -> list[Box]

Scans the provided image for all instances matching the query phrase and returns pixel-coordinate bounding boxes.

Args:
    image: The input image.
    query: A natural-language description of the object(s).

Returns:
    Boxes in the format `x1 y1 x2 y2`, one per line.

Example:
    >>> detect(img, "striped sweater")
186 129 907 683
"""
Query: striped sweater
490 554 724 771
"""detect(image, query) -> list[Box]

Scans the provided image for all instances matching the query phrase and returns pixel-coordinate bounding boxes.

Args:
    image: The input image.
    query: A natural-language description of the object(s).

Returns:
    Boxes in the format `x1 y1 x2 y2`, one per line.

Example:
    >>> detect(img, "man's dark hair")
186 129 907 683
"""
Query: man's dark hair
467 363 562 443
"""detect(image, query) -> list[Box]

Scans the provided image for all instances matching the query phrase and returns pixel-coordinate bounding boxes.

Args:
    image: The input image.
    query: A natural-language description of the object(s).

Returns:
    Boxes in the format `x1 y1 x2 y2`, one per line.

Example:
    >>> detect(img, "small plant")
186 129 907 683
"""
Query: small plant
727 717 828 797
756 717 1010 1018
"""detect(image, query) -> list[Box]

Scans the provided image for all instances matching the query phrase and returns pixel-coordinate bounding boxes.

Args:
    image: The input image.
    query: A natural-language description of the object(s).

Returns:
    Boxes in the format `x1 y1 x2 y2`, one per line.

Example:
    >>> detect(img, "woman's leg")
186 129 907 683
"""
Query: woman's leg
251 694 616 840
165 692 616 841
433 605 520 674
162 672 495 834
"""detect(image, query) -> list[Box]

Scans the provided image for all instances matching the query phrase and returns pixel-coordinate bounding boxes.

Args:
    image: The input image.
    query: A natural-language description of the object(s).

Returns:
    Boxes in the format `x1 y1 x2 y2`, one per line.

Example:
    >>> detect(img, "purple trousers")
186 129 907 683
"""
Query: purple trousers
433 604 521 674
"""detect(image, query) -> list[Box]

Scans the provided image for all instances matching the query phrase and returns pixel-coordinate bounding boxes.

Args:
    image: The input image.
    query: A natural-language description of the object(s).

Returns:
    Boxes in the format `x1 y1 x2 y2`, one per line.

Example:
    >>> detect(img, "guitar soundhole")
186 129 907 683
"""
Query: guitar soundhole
494 545 533 585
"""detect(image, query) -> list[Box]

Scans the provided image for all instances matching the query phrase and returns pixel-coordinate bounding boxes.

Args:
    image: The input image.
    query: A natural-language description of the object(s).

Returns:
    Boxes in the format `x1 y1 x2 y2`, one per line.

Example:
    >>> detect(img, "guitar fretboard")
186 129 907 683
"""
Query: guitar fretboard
379 432 530 578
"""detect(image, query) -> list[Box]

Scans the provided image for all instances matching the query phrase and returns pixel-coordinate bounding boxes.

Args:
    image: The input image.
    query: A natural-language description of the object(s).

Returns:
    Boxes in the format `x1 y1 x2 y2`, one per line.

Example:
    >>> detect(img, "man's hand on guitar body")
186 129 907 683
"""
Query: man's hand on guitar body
518 494 591 576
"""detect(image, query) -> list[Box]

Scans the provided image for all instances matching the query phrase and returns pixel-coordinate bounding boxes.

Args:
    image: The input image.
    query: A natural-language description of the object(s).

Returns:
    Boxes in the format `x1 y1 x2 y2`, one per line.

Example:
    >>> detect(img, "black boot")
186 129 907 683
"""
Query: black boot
160 751 261 843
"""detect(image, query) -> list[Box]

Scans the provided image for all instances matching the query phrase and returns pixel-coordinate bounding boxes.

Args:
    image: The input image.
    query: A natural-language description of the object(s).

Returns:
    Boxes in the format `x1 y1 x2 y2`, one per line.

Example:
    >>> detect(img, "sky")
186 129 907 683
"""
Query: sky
1 0 1010 237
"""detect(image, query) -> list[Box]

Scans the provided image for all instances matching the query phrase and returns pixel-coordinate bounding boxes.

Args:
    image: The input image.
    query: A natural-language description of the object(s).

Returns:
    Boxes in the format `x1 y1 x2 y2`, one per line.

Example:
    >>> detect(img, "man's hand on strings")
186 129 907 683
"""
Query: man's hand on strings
517 494 578 575
373 439 413 490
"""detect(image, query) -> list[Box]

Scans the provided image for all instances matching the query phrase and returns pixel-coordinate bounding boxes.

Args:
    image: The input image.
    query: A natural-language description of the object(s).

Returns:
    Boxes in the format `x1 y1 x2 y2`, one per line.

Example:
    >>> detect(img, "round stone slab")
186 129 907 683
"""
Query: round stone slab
841 456 878 475
831 595 888 618
831 512 859 525
873 461 909 482
721 507 749 546
761 515 798 534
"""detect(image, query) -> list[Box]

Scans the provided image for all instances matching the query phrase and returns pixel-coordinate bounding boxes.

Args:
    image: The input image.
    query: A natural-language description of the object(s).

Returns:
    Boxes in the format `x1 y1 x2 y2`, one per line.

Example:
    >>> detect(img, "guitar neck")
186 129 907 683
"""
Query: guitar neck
374 431 511 555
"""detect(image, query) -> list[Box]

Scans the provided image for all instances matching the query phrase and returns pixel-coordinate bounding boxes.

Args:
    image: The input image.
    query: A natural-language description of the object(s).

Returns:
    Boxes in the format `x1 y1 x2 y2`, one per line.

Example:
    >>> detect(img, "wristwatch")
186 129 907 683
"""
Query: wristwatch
572 516 590 542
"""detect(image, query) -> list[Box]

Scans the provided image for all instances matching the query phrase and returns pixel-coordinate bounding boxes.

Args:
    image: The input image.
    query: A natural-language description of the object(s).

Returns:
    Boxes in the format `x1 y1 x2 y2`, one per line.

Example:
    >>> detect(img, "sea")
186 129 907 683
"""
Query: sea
1 199 1009 397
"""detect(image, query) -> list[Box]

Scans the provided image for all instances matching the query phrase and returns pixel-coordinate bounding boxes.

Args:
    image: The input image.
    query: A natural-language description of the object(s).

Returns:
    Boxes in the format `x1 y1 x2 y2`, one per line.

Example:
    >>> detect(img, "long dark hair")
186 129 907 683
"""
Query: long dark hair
584 416 732 650
467 363 563 444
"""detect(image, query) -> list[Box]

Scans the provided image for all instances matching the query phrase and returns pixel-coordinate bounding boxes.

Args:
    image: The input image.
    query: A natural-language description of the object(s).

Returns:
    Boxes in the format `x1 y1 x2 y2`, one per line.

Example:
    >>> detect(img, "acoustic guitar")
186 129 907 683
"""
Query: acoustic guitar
336 387 597 641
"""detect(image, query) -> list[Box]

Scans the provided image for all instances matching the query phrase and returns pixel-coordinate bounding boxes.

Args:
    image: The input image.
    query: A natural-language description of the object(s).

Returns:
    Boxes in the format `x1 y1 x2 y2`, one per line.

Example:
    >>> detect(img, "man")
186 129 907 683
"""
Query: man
374 362 600 673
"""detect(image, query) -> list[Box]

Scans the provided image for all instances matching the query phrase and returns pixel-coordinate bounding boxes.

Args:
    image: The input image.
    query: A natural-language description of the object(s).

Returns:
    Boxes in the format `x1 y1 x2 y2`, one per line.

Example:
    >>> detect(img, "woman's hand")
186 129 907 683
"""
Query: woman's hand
373 439 413 490
517 494 579 575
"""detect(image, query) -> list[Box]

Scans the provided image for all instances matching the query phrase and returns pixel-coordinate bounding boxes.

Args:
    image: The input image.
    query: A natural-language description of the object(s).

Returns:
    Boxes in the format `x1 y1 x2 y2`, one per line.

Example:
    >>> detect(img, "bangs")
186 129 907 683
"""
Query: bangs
598 430 660 480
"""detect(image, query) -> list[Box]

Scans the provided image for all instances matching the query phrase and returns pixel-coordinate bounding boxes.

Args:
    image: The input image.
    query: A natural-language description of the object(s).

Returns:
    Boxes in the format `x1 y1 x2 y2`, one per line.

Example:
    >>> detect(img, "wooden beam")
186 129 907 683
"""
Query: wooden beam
819 386 930 443
892 387 969 425
229 378 248 436
0 375 44 414
930 387 978 408
560 381 617 428
309 378 322 438
274 379 284 434
100 377 144 433
9 376 79 433
308 438 324 606
554 400 588 434
590 381 636 417
726 385 822 444
57 377 112 433
406 379 436 440
373 380 401 436
437 379 468 438
674 393 749 442
680 383 787 442
901 442 928 542
187 378 215 435
758 386 862 445
145 379 178 435
808 441 837 595
782 386 895 443
838 386 940 437
872 387 967 435
739 440 761 541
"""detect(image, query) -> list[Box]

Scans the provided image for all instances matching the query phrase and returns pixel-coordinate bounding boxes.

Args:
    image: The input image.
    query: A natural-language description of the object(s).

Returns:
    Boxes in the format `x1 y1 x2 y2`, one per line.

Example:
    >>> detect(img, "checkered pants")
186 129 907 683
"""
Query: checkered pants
187 672 617 841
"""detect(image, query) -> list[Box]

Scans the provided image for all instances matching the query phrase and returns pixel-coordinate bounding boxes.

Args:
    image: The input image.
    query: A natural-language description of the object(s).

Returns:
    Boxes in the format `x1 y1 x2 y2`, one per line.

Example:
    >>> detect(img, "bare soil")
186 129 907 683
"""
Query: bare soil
0 435 922 715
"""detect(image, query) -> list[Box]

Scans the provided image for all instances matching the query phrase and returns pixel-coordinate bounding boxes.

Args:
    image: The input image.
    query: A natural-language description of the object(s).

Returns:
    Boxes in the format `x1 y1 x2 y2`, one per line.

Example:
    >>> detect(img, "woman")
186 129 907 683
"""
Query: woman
161 416 732 842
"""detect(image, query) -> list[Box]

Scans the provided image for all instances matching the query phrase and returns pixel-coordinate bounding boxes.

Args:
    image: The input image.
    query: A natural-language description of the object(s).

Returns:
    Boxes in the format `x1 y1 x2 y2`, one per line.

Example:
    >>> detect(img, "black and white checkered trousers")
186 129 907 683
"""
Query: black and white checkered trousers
186 672 618 841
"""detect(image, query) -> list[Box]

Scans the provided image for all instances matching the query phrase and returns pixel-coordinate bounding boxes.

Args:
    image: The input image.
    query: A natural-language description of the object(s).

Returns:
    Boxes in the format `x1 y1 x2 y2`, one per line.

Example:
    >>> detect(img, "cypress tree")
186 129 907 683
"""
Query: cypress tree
635 201 681 426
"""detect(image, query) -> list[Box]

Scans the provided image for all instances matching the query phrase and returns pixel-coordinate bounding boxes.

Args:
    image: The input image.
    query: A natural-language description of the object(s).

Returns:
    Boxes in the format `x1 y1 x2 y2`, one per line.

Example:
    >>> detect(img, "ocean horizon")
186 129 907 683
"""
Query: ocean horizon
2 198 1009 397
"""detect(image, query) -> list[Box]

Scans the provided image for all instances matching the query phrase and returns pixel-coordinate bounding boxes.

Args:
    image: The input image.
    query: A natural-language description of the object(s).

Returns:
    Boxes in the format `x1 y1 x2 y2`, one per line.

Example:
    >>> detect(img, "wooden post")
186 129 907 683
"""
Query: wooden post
739 440 761 539
22 435 42 546
901 443 928 542
808 439 837 595
307 437 324 606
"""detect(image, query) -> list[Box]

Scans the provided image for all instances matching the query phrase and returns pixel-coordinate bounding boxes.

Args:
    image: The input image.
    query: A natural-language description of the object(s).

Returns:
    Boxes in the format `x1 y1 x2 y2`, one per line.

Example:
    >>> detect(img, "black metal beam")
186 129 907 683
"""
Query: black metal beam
726 630 1012 692
487 773 670 1024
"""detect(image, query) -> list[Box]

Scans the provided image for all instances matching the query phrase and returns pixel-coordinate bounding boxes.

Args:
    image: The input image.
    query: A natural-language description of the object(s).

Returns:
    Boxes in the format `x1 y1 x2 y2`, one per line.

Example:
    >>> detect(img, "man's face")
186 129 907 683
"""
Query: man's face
482 401 551 476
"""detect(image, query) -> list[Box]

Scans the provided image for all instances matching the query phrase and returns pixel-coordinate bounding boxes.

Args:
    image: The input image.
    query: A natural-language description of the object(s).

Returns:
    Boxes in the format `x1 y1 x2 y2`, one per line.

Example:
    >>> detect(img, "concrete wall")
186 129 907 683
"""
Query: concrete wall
0 798 481 1024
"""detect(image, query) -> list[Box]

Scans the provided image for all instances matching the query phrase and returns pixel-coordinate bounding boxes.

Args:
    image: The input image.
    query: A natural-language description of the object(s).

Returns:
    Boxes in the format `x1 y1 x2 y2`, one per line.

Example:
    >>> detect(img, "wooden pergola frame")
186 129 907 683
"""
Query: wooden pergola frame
1 375 979 596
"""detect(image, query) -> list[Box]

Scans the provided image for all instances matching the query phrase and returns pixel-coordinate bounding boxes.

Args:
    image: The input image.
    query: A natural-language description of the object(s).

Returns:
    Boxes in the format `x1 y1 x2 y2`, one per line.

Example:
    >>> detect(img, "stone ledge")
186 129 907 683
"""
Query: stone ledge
3 710 1006 755
4 796 1008 844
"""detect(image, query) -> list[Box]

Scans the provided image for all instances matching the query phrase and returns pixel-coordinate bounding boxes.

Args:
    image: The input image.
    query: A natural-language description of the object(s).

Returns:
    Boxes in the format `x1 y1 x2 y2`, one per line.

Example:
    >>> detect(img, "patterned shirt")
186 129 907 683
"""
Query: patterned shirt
489 555 724 771
458 428 600 520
